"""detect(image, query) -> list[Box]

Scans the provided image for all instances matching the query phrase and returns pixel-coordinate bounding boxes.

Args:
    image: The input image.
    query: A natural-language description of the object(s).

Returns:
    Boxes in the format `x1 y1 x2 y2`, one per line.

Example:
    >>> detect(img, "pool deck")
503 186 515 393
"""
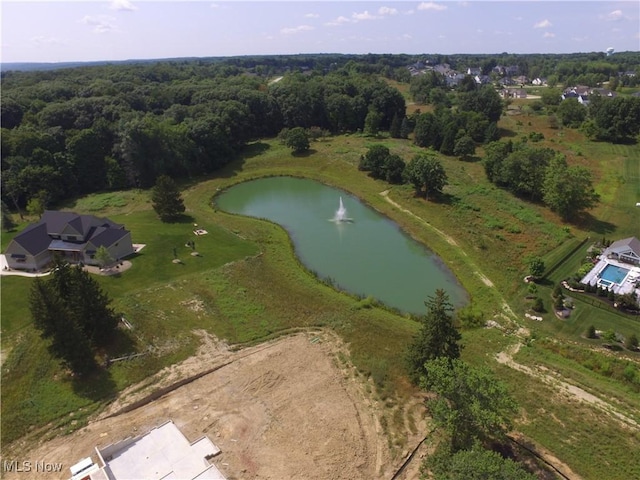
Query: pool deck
581 257 640 296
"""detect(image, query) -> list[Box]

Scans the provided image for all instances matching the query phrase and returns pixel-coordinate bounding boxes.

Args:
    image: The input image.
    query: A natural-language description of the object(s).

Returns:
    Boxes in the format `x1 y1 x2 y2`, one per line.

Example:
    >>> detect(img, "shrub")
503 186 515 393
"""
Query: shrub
553 295 565 311
586 325 597 339
603 329 617 343
531 297 544 312
625 333 639 351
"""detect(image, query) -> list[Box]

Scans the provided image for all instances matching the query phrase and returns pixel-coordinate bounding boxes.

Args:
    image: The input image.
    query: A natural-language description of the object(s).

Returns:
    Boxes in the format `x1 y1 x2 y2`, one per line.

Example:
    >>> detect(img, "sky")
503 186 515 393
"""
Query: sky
1 1 639 63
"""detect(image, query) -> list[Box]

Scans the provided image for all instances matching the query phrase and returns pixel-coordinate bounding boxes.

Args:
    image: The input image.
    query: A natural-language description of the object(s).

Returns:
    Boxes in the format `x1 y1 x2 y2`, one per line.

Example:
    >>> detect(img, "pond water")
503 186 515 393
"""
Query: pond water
216 177 467 315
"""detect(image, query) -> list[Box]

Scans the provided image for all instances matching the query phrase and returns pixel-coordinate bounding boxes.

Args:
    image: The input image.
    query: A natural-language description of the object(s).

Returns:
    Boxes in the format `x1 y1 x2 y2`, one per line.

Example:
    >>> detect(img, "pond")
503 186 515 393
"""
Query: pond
216 177 467 315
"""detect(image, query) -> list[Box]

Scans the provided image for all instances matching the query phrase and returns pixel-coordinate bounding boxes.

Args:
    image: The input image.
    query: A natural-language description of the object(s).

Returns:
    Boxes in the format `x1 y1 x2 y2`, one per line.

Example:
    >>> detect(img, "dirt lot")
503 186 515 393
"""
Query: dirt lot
4 331 424 480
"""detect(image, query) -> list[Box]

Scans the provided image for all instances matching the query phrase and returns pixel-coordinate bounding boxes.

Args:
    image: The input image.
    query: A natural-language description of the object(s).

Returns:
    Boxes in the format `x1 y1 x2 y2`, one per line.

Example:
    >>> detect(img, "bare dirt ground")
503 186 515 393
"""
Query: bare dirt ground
4 331 422 480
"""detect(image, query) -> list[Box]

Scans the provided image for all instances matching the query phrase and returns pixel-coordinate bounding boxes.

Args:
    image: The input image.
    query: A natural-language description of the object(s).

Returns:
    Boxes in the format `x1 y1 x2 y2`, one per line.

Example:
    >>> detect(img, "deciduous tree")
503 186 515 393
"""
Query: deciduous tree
542 154 599 220
284 127 310 153
428 444 537 480
403 153 448 200
420 357 517 451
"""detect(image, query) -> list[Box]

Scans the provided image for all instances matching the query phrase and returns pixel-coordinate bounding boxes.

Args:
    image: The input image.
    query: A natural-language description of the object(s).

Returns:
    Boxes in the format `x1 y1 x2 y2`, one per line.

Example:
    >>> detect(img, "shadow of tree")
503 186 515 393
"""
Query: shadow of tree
291 148 317 158
163 213 196 225
574 212 616 234
72 366 117 401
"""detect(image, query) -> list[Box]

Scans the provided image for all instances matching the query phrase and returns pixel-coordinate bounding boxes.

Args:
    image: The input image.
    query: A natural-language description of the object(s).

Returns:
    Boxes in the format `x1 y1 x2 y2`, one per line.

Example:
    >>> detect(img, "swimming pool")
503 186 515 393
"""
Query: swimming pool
599 264 630 285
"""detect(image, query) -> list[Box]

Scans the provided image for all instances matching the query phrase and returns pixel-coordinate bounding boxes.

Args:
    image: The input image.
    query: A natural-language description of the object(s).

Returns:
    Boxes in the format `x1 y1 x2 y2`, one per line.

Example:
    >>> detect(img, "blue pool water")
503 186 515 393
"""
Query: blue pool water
600 264 630 284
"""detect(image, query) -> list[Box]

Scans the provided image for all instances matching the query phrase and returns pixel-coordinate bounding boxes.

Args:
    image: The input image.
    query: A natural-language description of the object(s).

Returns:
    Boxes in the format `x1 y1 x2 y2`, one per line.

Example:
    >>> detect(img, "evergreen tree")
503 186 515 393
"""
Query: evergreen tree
29 260 119 374
151 175 186 222
30 277 97 375
400 117 411 139
406 289 462 384
389 113 402 138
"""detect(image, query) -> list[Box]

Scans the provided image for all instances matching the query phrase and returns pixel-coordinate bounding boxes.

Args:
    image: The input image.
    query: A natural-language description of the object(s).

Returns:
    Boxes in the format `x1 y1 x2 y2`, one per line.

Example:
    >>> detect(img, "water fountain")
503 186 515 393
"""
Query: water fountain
335 197 347 222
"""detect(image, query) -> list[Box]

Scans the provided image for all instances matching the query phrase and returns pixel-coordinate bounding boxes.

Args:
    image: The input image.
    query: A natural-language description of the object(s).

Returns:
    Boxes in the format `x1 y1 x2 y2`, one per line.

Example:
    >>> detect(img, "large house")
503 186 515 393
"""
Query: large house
4 210 134 271
580 237 640 296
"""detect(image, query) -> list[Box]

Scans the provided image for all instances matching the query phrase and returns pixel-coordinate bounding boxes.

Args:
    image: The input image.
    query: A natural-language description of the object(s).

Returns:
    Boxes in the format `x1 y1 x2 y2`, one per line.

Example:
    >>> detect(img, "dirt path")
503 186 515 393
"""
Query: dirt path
496 342 640 429
4 332 401 480
379 189 523 322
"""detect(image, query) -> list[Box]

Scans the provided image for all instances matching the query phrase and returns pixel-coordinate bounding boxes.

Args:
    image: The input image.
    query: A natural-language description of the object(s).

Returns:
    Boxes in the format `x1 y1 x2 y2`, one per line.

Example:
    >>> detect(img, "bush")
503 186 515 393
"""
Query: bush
531 297 544 312
603 329 617 343
586 325 597 339
625 333 638 351
553 295 565 311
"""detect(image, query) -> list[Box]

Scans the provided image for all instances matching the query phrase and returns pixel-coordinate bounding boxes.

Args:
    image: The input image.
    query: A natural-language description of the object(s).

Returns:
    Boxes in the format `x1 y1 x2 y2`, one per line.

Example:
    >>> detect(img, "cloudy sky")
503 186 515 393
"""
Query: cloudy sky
2 1 639 63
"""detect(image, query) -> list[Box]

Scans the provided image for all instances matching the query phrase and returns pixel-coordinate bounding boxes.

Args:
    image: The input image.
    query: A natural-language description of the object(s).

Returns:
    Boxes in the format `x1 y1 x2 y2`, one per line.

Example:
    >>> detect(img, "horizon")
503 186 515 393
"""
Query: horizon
2 1 639 64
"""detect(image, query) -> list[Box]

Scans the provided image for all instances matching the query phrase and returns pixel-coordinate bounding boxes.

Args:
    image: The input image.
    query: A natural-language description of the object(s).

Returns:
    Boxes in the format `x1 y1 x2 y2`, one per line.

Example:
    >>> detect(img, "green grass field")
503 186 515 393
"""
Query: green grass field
2 122 639 477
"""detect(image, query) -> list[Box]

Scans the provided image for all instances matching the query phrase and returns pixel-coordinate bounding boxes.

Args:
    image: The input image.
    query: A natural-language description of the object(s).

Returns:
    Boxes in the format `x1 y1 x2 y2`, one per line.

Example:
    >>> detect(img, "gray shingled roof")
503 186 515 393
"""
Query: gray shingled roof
8 211 130 258
11 222 51 255
608 237 640 257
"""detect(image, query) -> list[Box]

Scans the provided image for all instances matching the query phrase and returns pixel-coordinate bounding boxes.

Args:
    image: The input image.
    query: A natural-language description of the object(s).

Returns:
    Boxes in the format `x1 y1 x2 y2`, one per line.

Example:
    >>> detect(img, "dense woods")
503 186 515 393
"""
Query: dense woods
1 59 405 210
1 52 638 216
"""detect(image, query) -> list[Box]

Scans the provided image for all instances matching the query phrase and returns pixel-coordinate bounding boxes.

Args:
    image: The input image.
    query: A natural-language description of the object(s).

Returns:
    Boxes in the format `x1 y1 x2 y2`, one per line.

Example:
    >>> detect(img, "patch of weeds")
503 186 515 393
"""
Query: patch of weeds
484 217 505 230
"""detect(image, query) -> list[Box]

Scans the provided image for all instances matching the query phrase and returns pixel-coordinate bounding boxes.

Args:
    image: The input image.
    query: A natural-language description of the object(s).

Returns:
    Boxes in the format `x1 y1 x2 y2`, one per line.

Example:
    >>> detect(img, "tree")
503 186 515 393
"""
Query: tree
95 245 113 269
389 113 402 138
625 333 639 351
528 257 545 279
383 154 406 184
29 276 97 376
359 144 390 179
586 325 597 339
406 289 462 384
29 260 120 375
557 98 587 127
1 201 16 232
26 195 45 218
284 127 310 153
543 154 599 220
453 135 475 161
420 357 518 451
364 108 383 136
428 445 537 480
151 175 186 222
403 153 448 200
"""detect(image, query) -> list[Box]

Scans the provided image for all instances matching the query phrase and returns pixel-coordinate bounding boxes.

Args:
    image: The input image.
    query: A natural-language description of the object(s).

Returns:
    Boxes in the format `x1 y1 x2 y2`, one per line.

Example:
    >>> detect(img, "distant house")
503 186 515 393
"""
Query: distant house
531 77 547 86
467 67 482 76
580 237 640 296
4 211 134 271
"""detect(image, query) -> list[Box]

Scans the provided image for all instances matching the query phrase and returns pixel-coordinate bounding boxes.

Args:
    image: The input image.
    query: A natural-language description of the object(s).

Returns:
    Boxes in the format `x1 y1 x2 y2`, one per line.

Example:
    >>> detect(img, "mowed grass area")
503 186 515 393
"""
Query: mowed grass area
2 125 640 476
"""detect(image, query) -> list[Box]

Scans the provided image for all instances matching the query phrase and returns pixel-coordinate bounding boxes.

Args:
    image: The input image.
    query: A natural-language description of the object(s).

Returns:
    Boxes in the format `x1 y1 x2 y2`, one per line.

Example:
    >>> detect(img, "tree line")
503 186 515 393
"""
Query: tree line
1 62 404 212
